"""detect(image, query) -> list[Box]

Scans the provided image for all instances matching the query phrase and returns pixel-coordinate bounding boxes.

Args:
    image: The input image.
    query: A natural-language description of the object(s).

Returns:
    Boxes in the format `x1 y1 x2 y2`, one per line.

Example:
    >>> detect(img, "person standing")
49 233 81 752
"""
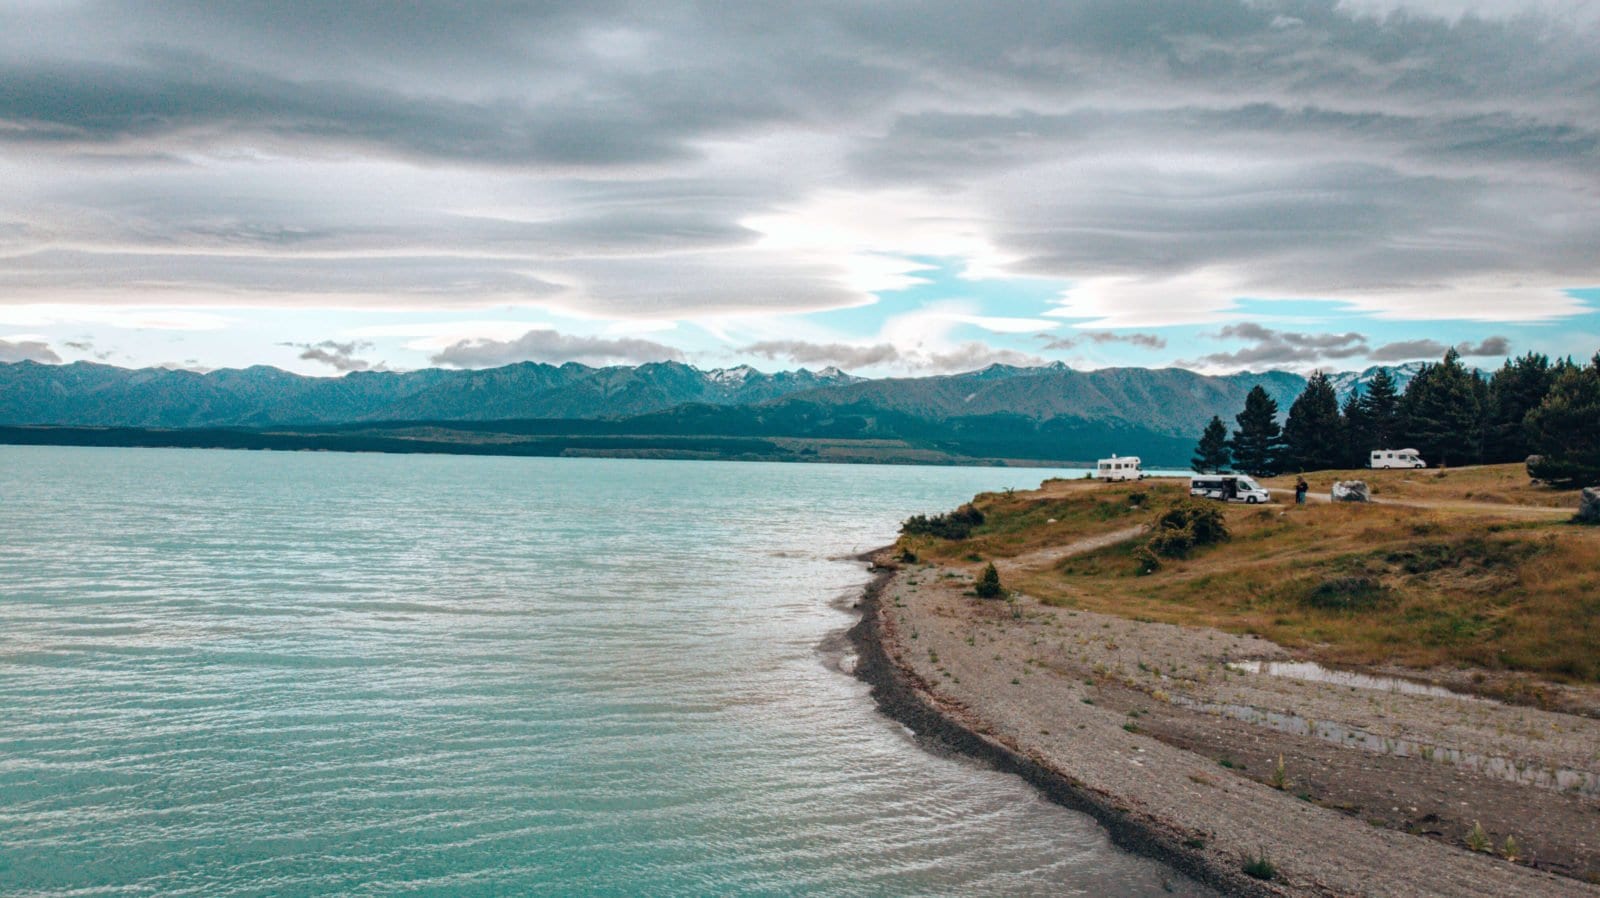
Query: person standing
1295 476 1309 505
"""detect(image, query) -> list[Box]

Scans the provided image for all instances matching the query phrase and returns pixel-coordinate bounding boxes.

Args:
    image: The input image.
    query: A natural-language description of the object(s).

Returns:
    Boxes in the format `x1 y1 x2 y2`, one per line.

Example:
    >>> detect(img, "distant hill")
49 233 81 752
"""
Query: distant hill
772 362 1307 439
0 358 1442 467
0 360 858 428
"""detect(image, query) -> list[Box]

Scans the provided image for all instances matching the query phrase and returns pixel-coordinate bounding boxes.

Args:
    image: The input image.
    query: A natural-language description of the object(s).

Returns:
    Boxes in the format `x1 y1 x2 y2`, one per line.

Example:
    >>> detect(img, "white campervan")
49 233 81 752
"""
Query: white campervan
1096 455 1144 481
1189 474 1271 504
1369 449 1426 469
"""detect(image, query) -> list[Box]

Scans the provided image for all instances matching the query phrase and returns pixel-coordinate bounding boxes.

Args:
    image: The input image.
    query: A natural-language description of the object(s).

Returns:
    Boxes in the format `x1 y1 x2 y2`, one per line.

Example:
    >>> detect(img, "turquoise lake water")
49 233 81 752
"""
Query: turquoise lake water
0 446 1208 896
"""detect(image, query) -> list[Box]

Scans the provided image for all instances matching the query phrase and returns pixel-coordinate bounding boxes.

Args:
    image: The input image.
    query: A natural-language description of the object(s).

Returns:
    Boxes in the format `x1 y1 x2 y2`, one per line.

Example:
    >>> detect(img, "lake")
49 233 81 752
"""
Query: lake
0 446 1206 896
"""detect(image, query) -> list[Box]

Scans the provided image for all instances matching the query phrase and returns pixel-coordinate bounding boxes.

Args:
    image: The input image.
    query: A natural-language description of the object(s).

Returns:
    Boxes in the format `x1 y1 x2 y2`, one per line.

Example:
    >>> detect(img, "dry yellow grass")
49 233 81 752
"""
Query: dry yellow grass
898 471 1600 683
1261 462 1584 509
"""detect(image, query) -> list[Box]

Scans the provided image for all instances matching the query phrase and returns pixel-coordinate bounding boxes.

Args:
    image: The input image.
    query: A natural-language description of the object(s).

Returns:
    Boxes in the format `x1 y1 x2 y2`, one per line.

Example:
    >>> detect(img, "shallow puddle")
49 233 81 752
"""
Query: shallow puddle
1227 659 1485 702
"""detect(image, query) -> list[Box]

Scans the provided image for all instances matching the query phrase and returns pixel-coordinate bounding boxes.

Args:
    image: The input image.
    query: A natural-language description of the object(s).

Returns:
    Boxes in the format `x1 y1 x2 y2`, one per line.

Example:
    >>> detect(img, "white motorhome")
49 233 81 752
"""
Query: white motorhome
1096 455 1144 481
1190 474 1271 504
1369 448 1426 469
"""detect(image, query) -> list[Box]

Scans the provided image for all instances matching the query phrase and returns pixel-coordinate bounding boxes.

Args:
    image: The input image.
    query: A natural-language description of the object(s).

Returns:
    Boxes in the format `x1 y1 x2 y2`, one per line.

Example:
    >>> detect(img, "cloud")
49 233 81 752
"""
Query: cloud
739 337 1043 374
155 360 213 373
1039 331 1166 351
1184 324 1371 369
1368 339 1448 362
742 340 901 370
281 340 381 373
429 328 686 368
921 343 1048 373
1369 335 1513 361
0 0 1597 334
1457 336 1512 357
0 338 61 363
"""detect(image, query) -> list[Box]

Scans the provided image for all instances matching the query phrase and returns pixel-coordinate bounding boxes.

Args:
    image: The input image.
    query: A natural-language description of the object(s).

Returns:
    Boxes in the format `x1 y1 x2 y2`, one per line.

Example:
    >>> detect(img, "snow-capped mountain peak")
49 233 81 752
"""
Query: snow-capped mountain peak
708 364 759 385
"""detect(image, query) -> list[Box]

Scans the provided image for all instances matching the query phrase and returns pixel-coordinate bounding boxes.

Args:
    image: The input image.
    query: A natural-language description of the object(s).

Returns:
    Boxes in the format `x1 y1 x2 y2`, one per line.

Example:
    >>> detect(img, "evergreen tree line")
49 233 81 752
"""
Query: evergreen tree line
1191 348 1600 485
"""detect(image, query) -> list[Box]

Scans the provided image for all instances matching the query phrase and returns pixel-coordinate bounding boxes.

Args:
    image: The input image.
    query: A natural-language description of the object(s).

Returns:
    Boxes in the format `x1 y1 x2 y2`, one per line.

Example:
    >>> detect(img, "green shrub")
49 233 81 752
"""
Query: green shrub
1147 523 1197 558
974 562 1003 598
1145 499 1230 560
1242 851 1277 881
900 503 985 539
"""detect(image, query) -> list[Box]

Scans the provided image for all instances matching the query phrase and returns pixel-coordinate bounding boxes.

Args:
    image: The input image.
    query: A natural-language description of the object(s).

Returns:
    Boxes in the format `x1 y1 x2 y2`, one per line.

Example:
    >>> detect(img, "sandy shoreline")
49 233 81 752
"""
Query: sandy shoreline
847 554 1600 897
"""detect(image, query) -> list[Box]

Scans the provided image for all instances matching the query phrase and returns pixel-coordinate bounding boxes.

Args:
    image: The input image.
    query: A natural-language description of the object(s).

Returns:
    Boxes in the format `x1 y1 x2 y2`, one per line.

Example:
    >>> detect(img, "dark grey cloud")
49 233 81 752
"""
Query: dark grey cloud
1369 339 1447 361
430 329 686 368
1184 323 1371 368
0 3 902 165
282 340 381 373
0 339 61 363
1457 336 1512 357
1040 331 1166 351
743 340 901 370
1369 335 1512 361
0 0 1596 328
740 338 1044 374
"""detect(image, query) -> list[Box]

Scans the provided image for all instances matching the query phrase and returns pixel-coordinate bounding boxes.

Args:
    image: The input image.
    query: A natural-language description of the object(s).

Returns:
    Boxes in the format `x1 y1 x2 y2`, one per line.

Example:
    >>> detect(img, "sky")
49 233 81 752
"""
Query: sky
1 0 1598 377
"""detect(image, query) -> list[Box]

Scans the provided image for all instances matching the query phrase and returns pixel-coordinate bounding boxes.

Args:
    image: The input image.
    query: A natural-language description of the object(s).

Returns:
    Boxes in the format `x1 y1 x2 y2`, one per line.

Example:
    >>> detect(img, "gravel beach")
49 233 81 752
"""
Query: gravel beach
850 552 1600 897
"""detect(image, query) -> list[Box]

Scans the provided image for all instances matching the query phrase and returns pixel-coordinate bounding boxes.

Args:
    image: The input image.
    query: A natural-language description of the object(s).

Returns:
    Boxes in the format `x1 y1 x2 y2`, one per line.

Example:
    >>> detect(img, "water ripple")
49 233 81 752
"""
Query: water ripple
1 447 1209 896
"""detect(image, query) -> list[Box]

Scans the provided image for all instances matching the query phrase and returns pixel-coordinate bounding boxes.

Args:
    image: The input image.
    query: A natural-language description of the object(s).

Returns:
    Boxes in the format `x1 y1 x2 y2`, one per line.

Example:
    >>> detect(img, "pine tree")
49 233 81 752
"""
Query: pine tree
1525 354 1600 486
1358 368 1402 449
1192 415 1231 473
1281 372 1343 472
1230 386 1284 477
1483 352 1553 463
974 562 1004 599
1399 349 1483 467
1340 389 1371 468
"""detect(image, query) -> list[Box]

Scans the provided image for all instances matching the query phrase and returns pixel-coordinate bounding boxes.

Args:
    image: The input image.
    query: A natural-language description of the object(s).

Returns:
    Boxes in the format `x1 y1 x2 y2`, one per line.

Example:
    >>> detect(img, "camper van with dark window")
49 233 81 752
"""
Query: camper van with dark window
1189 474 1271 504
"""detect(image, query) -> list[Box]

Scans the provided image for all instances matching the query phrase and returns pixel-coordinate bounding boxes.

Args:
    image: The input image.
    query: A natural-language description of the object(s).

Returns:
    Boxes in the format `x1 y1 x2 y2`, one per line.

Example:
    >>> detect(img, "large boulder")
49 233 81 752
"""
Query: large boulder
1526 455 1545 483
1577 487 1600 525
1331 480 1371 503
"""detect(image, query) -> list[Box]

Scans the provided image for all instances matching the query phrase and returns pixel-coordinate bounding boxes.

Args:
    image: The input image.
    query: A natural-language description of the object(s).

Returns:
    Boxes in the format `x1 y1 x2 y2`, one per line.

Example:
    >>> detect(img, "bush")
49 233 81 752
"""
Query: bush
900 503 985 539
1147 524 1197 558
1146 500 1229 560
974 562 1003 598
1242 851 1278 881
1133 545 1162 575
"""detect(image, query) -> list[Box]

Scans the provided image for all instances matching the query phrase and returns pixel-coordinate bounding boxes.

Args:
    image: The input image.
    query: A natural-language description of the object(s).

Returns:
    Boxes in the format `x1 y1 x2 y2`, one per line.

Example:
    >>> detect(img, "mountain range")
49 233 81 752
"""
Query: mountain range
0 359 1432 466
0 360 858 428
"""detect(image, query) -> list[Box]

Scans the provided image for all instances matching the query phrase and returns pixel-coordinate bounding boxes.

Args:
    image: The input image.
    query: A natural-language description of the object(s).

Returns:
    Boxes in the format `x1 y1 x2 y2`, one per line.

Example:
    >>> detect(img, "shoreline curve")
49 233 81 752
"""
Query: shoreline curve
844 561 1274 898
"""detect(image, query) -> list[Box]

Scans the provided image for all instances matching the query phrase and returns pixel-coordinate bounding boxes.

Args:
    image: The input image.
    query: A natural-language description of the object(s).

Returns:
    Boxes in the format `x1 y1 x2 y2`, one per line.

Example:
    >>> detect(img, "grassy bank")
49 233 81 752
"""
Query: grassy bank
898 467 1598 683
1261 464 1577 509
